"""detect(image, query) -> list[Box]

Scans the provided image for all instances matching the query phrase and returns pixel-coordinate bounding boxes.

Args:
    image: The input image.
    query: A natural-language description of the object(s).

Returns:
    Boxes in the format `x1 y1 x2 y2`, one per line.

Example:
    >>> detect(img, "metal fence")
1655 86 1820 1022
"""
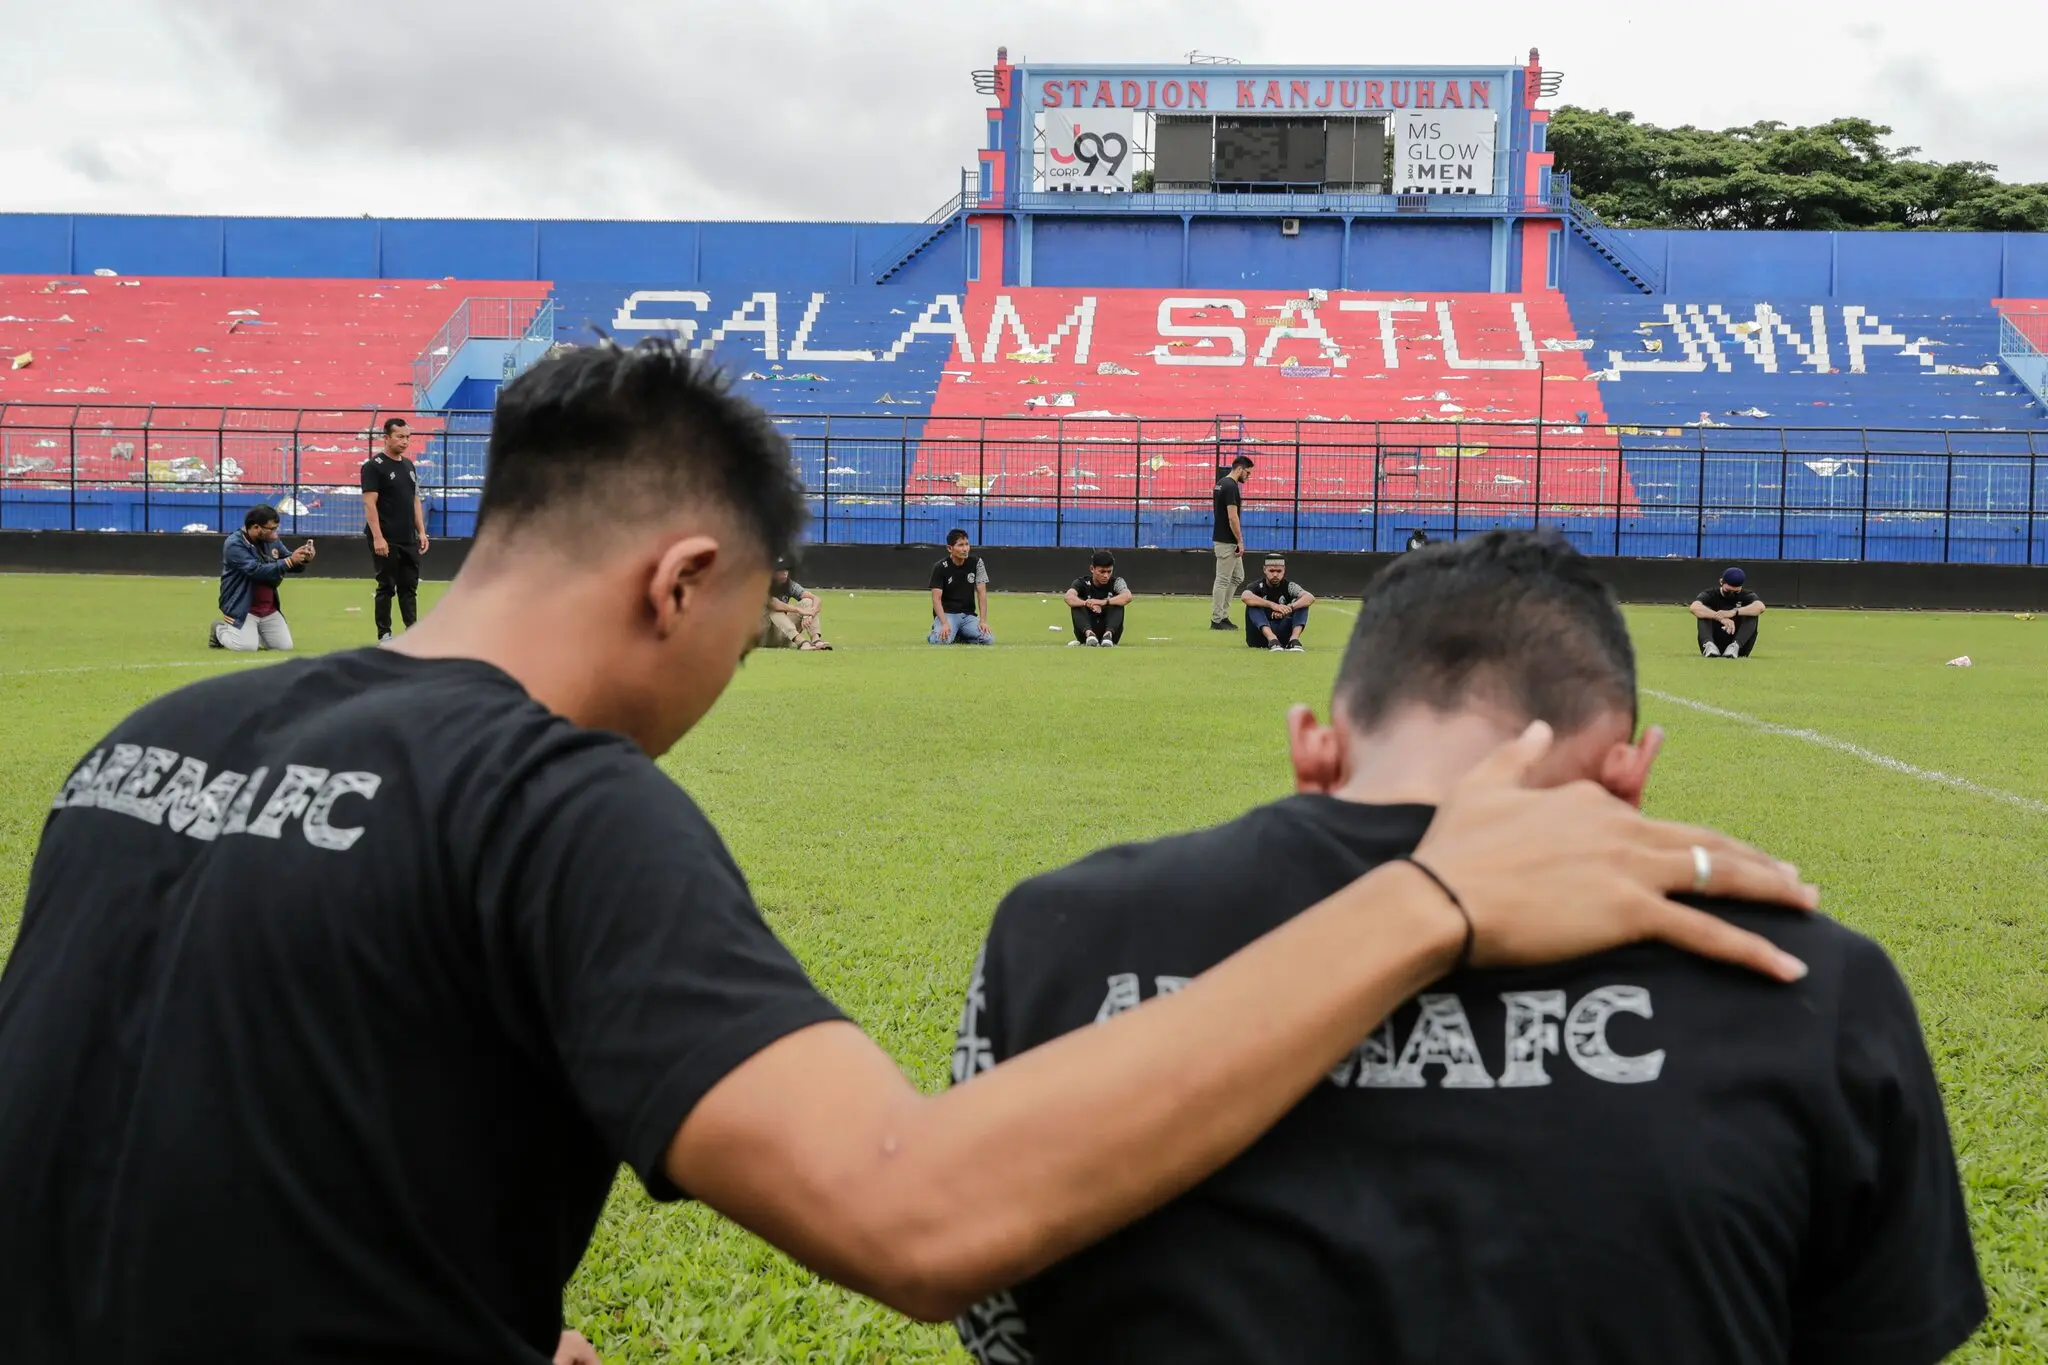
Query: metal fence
3 405 2046 564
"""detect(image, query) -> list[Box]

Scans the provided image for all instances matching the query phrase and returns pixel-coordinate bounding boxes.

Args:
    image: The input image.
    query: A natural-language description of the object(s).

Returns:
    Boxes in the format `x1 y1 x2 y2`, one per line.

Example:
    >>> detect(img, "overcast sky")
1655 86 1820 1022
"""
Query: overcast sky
5 0 2042 223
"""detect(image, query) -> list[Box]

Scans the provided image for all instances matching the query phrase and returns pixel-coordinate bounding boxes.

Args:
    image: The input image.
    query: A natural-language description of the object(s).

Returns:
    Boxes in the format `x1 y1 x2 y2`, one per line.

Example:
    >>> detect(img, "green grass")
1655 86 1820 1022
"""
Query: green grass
3 573 2045 1363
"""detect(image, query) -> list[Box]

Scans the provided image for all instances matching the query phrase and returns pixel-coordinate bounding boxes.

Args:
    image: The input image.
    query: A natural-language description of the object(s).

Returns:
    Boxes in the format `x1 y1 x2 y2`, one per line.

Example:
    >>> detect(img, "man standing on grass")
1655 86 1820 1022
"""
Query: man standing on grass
0 342 1818 1365
1242 555 1316 651
1691 566 1765 657
1064 551 1133 647
929 528 994 645
952 530 1981 1365
361 416 428 642
210 503 314 652
762 561 830 651
1210 455 1253 631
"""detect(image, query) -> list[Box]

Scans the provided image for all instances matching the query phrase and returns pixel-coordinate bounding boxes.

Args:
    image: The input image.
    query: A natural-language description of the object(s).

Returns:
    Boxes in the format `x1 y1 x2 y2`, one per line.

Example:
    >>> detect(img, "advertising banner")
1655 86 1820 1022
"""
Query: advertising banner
1392 110 1497 194
1041 108 1136 191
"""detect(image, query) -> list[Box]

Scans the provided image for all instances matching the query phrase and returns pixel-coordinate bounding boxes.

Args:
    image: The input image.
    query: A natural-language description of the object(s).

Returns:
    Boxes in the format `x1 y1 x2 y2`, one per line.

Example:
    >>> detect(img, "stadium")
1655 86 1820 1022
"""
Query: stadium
1 26 2044 1365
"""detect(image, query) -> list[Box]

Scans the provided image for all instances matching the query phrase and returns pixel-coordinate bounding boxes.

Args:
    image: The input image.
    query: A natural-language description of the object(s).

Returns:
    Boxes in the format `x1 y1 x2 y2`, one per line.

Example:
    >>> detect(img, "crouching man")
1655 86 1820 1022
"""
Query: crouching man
210 504 313 652
1065 551 1133 647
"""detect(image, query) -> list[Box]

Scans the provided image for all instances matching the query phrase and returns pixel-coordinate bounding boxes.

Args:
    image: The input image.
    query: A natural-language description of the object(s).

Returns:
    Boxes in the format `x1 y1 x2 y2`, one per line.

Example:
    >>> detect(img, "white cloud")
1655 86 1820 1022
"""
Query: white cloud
1 0 2044 220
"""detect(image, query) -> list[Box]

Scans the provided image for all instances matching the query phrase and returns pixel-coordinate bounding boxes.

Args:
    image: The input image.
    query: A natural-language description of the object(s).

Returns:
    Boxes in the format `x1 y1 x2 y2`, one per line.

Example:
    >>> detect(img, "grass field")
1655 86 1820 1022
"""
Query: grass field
3 572 2046 1363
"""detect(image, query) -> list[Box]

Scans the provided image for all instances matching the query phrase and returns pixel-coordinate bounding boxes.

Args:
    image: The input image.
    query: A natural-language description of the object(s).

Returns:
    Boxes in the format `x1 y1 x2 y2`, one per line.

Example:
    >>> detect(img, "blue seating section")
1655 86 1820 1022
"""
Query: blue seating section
1571 298 2047 563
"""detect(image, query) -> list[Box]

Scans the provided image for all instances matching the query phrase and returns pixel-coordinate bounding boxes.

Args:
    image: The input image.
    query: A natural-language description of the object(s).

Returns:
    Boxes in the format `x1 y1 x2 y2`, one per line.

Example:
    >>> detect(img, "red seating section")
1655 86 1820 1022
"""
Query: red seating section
0 275 546 409
0 276 546 488
918 287 1631 518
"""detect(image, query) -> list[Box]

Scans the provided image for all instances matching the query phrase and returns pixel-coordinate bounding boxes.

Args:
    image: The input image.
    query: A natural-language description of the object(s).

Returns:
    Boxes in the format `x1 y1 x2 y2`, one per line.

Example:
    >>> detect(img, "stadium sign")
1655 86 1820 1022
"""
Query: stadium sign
1031 71 1500 114
1393 110 1498 195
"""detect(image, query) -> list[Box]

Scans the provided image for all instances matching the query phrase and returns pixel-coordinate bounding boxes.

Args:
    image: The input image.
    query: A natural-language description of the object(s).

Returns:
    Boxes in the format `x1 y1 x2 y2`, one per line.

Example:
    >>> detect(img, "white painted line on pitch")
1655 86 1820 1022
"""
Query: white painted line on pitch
0 659 271 680
1643 688 2048 816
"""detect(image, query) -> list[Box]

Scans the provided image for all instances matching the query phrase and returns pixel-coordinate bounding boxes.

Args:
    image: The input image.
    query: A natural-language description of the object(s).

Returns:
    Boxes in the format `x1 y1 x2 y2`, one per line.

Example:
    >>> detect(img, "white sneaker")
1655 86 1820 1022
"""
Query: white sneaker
1067 639 1081 647
1287 641 1305 652
1100 637 1115 648
1085 633 1099 647
1269 642 1284 651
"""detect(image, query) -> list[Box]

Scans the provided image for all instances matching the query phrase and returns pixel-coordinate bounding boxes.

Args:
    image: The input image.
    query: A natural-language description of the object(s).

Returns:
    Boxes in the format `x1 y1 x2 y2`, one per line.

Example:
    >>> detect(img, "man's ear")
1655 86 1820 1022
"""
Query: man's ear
1287 704 1347 794
646 535 723 637
1598 723 1665 809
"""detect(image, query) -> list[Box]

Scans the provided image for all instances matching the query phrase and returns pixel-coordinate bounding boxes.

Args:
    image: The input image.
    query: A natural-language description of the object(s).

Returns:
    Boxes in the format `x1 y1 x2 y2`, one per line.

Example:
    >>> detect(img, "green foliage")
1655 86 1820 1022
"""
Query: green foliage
1550 106 2048 231
5 576 2046 1361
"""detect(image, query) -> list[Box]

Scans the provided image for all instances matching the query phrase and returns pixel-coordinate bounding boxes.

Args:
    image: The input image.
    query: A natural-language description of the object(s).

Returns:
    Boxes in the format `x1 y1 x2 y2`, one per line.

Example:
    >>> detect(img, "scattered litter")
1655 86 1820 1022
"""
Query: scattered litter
9 352 30 370
1805 460 1856 477
1729 407 1772 419
1096 360 1139 375
1945 655 1973 668
1307 288 1329 303
1146 637 1172 641
345 606 361 613
1008 346 1053 363
226 309 260 317
873 393 918 405
1281 363 1332 378
2015 614 2034 621
53 314 72 323
1542 337 1594 350
181 523 210 533
1438 403 1463 414
93 267 118 277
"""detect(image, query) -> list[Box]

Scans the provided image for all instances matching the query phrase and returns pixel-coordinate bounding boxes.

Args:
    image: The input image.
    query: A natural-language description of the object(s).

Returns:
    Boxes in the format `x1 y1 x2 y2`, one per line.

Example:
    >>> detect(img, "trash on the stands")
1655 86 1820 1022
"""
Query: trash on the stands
1945 655 1973 667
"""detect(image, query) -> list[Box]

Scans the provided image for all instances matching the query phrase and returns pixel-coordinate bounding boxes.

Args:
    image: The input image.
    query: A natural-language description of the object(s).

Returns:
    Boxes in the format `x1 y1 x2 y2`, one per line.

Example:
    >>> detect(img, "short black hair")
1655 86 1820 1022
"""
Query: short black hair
946 528 970 546
477 338 805 563
1229 455 1255 471
243 504 280 529
1334 529 1636 733
1090 550 1115 567
381 417 409 435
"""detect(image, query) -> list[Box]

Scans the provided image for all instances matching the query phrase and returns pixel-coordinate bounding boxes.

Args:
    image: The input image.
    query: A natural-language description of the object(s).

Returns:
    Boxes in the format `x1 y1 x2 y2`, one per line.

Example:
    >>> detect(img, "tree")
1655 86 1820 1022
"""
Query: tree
1549 107 2048 231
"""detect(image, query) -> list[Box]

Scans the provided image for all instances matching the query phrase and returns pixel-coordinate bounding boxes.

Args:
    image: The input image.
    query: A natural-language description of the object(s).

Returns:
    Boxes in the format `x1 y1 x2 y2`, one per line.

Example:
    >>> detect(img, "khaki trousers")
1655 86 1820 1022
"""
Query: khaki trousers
1211 542 1244 623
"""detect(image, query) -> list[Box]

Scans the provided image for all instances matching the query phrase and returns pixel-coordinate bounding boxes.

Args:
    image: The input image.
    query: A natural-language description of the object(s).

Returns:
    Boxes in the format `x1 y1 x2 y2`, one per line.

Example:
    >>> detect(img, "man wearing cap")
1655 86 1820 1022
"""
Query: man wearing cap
1691 568 1765 657
1242 555 1316 652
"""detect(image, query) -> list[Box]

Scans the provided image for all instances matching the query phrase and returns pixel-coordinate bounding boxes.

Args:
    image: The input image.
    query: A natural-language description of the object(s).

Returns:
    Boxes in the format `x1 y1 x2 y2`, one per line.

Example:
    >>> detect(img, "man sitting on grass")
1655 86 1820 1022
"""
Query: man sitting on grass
209 503 314 652
954 528 1983 1365
928 529 995 645
1241 555 1315 651
761 562 830 651
1064 551 1133 647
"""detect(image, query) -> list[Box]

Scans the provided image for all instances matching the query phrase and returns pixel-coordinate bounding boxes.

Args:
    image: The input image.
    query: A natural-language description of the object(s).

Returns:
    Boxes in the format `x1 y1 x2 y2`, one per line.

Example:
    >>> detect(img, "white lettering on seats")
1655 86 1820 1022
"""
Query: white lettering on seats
980 295 1097 364
1336 299 1426 369
1153 297 1247 366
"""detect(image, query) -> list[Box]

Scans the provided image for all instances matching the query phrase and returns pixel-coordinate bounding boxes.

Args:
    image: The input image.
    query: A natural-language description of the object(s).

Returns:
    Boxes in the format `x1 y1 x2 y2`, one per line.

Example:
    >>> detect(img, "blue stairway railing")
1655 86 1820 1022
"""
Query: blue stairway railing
1997 311 2048 413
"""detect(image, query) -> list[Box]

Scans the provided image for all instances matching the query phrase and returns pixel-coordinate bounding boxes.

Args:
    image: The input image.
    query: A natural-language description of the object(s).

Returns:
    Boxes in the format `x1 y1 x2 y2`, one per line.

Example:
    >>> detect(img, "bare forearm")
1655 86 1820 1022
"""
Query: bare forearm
690 863 1460 1320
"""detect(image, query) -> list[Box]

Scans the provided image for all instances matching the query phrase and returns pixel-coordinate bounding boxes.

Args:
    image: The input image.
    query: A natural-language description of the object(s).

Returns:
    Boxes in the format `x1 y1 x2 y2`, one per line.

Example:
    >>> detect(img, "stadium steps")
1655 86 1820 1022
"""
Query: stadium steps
1562 203 1660 295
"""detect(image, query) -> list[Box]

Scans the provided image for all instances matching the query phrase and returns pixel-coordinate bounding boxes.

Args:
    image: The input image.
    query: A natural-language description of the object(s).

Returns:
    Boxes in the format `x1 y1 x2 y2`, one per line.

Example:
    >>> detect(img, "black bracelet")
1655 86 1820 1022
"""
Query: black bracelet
1397 855 1474 972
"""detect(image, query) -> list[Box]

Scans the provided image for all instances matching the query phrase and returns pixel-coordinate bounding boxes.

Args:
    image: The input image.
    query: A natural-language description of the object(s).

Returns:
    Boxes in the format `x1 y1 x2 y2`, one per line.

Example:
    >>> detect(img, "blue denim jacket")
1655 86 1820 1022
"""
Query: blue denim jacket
218 530 303 626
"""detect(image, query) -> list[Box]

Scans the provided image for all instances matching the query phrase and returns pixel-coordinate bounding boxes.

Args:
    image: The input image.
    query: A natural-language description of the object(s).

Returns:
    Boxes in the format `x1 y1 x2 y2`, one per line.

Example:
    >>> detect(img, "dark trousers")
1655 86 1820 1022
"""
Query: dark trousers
371 537 420 636
1247 605 1309 645
1072 604 1125 643
1697 615 1758 657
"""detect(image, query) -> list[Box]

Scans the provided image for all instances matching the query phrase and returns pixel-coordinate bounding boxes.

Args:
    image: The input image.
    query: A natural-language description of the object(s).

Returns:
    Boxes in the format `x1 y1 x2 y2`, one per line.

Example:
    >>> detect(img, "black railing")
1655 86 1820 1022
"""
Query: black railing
3 405 2045 565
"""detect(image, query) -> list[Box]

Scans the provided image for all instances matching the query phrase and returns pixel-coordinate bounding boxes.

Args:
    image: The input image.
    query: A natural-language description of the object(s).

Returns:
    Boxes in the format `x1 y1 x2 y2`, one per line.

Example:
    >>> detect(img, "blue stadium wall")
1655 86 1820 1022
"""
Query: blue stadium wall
11 212 2048 299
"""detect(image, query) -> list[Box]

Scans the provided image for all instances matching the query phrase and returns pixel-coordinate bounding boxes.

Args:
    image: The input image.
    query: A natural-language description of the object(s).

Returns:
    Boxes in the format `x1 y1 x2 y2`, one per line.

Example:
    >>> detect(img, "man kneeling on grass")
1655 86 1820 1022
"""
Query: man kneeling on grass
1064 551 1132 647
953 528 1983 1365
210 503 314 652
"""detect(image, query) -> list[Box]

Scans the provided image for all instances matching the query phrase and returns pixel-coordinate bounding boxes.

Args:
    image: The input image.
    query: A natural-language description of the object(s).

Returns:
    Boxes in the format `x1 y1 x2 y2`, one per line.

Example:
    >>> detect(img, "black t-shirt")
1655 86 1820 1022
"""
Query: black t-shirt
1249 576 1307 607
953 796 1983 1365
0 651 843 1364
360 453 419 542
930 555 989 615
1211 476 1243 543
1696 586 1760 611
1068 574 1130 602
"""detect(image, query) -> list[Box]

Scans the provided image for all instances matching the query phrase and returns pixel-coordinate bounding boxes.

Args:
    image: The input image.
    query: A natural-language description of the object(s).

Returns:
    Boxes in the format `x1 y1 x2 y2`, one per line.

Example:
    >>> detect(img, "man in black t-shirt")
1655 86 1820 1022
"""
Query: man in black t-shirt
928 528 995 644
1210 455 1253 629
1 344 1827 1365
955 529 1983 1365
360 416 428 642
1691 566 1765 656
1063 550 1133 646
1240 555 1316 651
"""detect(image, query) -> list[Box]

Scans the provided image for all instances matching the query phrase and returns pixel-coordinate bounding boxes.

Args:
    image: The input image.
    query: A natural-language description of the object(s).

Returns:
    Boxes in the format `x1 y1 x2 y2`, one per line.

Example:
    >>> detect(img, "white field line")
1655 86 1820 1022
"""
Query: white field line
0 659 269 680
1644 688 2048 817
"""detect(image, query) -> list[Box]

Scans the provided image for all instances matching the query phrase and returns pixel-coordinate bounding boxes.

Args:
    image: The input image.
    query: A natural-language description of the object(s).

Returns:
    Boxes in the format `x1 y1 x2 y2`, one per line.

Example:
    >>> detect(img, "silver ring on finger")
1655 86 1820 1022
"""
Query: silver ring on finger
1690 844 1712 894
